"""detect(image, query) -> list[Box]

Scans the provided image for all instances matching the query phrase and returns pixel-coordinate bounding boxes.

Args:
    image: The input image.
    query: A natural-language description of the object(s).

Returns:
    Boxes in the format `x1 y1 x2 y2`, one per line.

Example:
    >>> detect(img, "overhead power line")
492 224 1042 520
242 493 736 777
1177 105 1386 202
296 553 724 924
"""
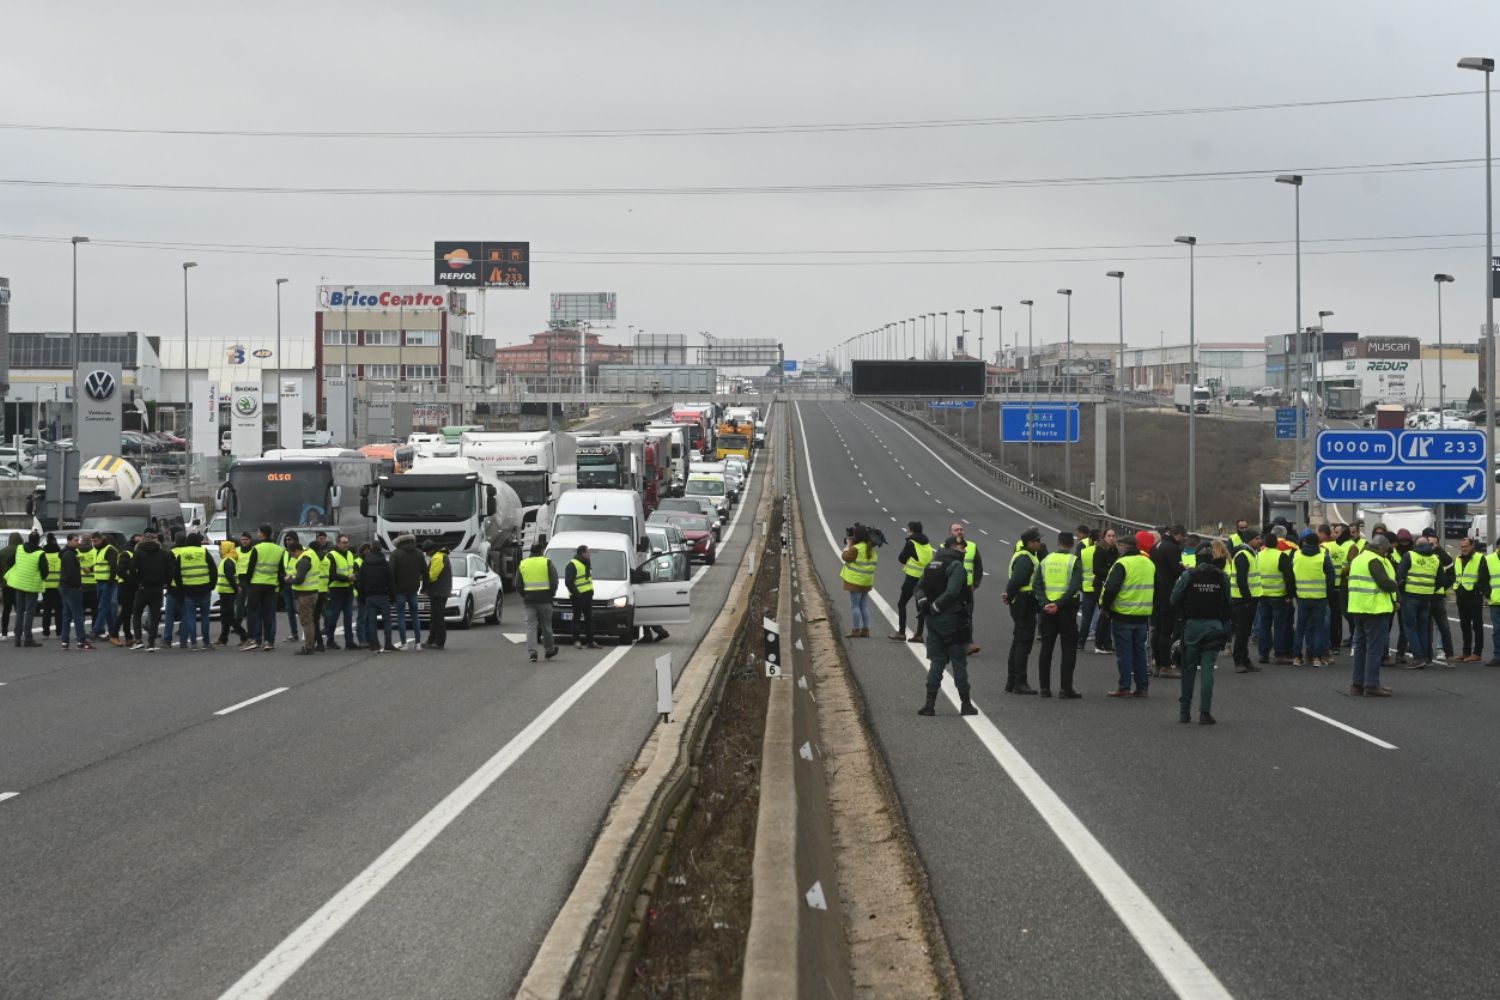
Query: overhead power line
0 232 1483 266
0 157 1483 199
0 90 1476 141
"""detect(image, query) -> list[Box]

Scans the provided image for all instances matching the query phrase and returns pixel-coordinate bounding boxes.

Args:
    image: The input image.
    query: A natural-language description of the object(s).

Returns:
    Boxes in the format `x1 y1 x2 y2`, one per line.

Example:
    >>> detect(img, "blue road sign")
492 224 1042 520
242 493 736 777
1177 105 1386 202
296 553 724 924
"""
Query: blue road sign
1315 428 1488 502
1316 429 1397 465
1001 403 1080 443
1315 466 1485 504
782 359 798 372
1274 406 1300 440
928 399 976 410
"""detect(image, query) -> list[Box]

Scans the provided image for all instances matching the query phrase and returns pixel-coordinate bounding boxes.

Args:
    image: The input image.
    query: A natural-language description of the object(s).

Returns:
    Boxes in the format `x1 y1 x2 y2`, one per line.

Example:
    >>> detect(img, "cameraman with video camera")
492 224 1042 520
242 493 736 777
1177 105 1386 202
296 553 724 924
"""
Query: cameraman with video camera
841 523 881 638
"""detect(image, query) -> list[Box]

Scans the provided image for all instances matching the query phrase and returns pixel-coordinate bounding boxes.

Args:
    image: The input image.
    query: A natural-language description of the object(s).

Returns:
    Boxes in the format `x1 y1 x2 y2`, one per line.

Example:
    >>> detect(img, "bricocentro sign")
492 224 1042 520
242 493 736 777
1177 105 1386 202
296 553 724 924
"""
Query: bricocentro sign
318 286 452 310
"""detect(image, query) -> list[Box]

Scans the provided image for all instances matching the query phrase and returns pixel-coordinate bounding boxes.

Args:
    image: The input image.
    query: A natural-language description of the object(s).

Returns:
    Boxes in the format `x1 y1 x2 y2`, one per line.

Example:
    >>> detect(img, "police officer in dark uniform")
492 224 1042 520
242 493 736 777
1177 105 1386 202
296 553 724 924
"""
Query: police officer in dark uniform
1171 542 1233 725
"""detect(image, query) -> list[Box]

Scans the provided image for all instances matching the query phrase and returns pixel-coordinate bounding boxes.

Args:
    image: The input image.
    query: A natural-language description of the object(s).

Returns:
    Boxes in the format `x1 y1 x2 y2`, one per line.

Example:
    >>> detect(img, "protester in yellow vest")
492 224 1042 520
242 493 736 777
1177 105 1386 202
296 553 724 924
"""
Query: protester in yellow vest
1032 531 1084 698
1228 530 1264 673
1453 536 1485 662
890 521 933 643
323 534 357 651
1290 530 1335 667
841 525 878 639
1079 528 1118 655
287 538 322 655
1347 535 1398 696
1399 535 1441 667
4 533 46 647
1001 527 1045 695
1099 533 1154 696
1254 540 1294 664
39 534 62 640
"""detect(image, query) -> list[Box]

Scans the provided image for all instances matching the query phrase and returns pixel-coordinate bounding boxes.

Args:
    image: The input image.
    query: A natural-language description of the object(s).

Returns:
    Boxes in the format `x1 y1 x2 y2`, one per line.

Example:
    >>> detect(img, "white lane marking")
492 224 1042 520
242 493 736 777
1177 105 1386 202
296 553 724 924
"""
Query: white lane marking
980 529 990 535
1293 707 1399 750
214 688 290 717
860 402 1061 532
963 519 971 524
794 402 1231 1000
0 792 17 803
502 633 527 644
946 508 955 514
218 644 634 1000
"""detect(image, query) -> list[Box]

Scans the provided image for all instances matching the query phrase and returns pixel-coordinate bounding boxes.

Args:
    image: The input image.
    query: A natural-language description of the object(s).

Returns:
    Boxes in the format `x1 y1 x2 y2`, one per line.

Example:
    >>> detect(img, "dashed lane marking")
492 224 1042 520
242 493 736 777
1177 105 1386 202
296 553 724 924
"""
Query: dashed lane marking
1293 707 1399 750
214 688 290 717
0 792 18 803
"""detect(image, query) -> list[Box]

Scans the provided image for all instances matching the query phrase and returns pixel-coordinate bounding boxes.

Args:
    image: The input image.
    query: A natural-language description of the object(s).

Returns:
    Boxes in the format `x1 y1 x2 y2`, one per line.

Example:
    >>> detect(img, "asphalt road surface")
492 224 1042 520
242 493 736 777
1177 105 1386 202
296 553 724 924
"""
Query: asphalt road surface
0 434 768 1000
792 396 1500 1000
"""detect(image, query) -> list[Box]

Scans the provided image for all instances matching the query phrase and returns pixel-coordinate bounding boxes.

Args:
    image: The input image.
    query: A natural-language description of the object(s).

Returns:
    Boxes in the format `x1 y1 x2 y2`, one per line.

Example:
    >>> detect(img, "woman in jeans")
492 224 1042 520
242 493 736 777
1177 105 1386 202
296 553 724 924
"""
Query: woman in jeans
840 525 878 638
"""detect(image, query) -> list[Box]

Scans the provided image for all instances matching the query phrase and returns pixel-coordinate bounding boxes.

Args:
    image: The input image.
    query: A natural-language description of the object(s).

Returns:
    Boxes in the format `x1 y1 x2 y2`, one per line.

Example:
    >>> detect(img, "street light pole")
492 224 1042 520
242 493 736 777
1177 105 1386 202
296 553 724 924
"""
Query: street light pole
70 236 89 441
182 261 198 498
1316 309 1334 427
342 286 353 446
1276 174 1305 524
1108 271 1126 516
275 278 288 446
1459 56 1495 545
989 305 1002 465
1175 237 1197 529
1435 276 1455 425
942 312 949 358
1057 289 1073 494
1021 299 1035 480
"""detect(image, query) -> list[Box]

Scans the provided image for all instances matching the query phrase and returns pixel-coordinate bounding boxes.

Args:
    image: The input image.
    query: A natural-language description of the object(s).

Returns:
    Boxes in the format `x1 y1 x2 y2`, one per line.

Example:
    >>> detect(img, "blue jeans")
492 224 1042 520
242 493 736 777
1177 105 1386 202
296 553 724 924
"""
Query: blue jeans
1111 619 1150 692
395 592 421 644
1078 592 1099 648
60 587 87 643
1401 595 1432 661
163 593 180 644
324 588 354 645
92 580 118 636
1294 599 1329 659
281 582 300 639
181 591 211 646
1254 596 1292 658
848 590 871 631
1352 613 1390 688
13 591 38 641
362 595 392 648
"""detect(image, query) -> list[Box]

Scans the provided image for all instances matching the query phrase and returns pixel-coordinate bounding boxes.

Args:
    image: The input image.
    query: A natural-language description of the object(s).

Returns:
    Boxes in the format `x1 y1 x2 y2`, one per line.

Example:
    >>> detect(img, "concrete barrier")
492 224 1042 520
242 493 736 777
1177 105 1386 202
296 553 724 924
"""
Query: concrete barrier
518 406 782 1000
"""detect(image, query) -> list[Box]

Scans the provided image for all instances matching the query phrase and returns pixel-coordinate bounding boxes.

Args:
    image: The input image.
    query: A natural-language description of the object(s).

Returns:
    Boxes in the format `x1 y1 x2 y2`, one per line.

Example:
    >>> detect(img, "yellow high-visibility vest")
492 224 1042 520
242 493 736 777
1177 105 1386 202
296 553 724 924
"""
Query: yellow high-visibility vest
840 543 877 589
1348 550 1394 615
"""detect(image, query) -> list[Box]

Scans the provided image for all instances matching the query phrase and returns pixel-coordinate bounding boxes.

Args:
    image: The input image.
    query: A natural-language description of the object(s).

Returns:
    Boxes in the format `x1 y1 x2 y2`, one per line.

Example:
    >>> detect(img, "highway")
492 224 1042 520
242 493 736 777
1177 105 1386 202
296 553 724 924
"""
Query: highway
0 442 768 1000
791 396 1500 1000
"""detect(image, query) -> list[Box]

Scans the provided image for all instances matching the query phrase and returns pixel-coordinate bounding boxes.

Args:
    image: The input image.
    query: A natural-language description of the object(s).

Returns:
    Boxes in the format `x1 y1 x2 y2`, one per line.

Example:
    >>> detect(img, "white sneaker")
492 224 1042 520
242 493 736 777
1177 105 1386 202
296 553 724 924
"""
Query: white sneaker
1434 652 1448 664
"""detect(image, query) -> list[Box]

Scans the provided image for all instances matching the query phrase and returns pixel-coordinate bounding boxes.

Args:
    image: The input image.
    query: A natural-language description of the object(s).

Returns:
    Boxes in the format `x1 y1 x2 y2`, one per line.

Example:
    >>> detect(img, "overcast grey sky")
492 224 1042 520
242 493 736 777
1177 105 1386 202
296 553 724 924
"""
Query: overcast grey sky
1 0 1496 366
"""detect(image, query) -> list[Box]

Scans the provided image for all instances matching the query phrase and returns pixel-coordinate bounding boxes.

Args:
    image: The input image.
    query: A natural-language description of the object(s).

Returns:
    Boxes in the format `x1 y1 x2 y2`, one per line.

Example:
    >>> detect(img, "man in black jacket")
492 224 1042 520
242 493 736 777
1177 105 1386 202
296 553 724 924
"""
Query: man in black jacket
58 533 93 650
950 521 985 655
389 534 425 649
421 540 452 649
915 535 977 717
889 521 932 643
356 545 396 651
1151 526 1186 678
130 533 174 651
1000 527 1043 695
1172 543 1233 724
1230 530 1264 673
0 530 21 637
1032 531 1085 698
109 534 141 647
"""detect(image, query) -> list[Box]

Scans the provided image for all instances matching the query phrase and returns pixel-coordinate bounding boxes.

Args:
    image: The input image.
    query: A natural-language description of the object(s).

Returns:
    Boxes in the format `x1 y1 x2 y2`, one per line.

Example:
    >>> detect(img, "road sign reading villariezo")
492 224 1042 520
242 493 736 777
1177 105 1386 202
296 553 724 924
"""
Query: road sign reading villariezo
1315 428 1487 503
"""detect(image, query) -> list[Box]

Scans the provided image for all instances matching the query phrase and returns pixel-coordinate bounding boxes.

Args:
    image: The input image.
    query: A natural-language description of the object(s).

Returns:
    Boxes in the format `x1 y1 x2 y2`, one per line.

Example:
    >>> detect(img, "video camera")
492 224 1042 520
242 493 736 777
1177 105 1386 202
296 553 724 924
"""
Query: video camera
844 522 888 548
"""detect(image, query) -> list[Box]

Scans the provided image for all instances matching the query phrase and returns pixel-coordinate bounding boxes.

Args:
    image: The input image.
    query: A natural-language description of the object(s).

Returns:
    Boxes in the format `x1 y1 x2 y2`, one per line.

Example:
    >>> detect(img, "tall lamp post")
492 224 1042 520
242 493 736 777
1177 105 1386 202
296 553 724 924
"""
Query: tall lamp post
1020 299 1035 480
989 305 1002 464
941 312 949 358
342 286 354 446
1315 309 1334 426
182 261 198 497
1107 271 1127 515
70 236 89 441
1435 276 1455 424
1275 173 1306 523
275 278 288 446
1057 289 1073 493
1458 56 1495 545
1175 237 1198 529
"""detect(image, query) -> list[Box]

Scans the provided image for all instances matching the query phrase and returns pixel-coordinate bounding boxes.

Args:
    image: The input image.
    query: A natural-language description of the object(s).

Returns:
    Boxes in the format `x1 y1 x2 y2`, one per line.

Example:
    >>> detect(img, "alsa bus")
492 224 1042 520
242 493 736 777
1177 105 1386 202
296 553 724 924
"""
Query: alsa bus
221 449 380 548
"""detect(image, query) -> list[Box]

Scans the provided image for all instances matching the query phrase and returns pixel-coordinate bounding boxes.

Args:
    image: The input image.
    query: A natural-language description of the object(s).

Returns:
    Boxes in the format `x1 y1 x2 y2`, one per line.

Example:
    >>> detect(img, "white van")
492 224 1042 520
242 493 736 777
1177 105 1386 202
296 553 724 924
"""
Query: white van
684 472 730 517
550 489 648 556
546 531 691 642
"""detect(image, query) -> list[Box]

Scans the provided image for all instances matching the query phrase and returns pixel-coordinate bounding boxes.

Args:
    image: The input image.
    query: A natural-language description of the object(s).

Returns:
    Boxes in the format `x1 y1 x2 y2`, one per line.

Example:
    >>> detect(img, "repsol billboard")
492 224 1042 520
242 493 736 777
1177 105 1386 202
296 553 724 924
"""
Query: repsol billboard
851 359 986 398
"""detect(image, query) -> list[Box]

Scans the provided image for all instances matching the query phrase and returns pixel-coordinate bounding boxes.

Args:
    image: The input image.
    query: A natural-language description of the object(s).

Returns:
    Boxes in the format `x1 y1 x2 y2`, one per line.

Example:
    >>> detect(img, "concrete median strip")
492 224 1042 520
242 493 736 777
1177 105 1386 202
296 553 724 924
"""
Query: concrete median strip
519 410 782 999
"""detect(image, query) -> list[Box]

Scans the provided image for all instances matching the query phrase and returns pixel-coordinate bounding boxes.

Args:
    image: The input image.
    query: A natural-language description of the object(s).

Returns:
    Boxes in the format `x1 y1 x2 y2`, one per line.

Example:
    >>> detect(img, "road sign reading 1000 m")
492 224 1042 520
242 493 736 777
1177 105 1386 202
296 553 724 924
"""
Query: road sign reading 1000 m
1314 428 1487 503
850 360 986 398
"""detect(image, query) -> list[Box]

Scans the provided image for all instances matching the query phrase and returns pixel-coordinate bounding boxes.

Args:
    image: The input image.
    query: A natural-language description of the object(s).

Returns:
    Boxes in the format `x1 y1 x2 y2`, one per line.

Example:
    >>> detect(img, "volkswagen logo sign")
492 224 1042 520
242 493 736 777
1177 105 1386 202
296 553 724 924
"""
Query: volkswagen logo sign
84 369 117 402
235 393 260 418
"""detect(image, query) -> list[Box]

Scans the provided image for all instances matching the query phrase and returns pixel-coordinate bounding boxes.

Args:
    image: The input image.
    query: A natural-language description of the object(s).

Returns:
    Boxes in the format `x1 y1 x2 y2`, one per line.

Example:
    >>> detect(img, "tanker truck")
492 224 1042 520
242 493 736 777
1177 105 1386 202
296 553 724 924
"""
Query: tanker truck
28 454 146 532
362 457 525 588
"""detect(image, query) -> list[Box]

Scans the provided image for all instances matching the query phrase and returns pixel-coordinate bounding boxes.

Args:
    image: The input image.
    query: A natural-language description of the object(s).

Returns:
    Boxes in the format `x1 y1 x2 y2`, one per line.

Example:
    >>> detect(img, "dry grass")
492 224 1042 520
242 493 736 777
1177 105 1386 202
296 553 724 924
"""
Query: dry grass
930 403 1292 533
624 504 782 999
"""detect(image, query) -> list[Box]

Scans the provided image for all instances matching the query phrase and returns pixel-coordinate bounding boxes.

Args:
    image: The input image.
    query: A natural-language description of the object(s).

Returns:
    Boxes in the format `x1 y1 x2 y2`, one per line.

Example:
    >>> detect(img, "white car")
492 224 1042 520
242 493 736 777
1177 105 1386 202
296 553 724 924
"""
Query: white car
1407 410 1476 431
417 552 502 628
